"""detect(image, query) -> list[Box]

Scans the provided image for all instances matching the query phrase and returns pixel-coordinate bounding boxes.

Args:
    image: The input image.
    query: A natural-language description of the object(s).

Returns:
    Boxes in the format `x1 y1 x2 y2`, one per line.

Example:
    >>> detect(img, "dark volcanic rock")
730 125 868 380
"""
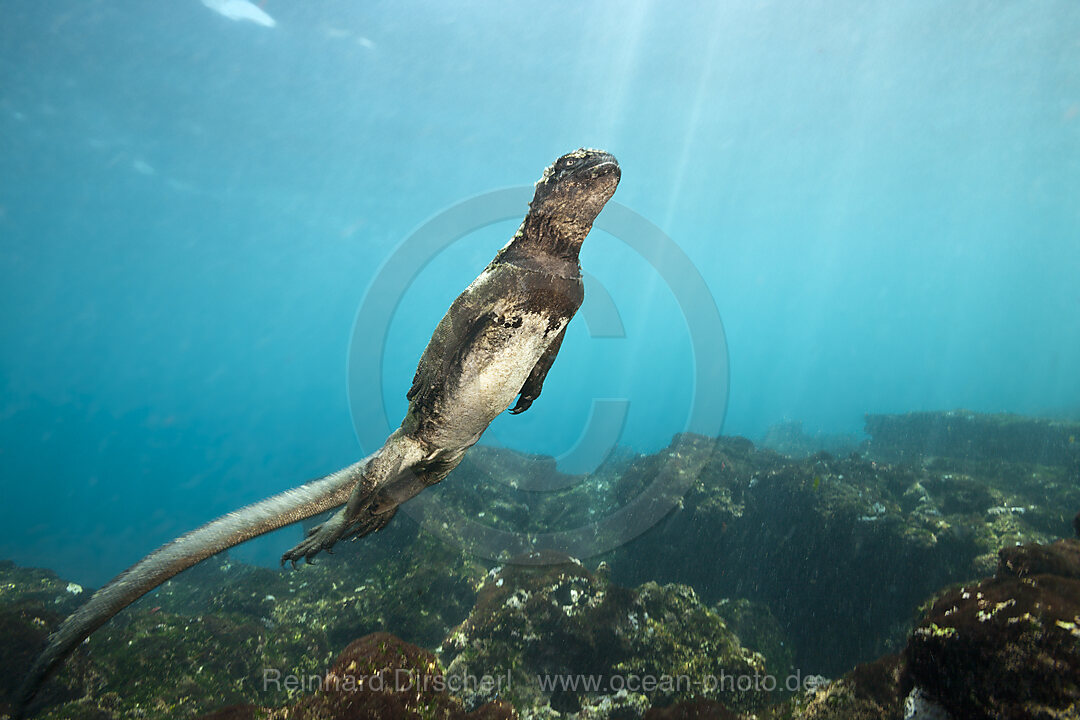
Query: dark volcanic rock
999 538 1080 580
712 598 794 679
0 563 98 715
760 420 863 459
152 524 486 653
422 445 620 539
904 539 1080 719
196 706 261 720
865 410 1080 467
3 528 488 720
607 430 1079 676
768 541 1080 719
286 632 515 720
196 633 515 720
782 654 907 720
609 436 977 675
8 417 1079 719
643 698 740 719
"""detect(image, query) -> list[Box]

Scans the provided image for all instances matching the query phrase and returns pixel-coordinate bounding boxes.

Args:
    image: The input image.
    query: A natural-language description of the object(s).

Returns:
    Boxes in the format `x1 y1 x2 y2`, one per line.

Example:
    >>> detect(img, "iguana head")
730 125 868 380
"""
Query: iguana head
532 148 620 221
520 148 620 262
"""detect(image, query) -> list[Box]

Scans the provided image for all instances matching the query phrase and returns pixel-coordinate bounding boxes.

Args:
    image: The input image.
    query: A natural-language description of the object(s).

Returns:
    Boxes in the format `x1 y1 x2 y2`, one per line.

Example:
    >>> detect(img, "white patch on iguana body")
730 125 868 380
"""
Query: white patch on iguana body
438 310 561 449
426 269 565 449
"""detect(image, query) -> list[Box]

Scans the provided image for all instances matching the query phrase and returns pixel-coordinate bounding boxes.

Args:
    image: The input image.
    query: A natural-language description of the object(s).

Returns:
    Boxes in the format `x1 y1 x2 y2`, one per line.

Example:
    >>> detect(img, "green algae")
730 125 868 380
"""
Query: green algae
441 558 768 715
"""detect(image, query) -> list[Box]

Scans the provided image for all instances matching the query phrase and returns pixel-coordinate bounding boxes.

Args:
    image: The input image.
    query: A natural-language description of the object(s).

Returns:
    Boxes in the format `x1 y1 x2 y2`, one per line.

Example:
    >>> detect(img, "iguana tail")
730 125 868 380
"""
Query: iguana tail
15 457 370 717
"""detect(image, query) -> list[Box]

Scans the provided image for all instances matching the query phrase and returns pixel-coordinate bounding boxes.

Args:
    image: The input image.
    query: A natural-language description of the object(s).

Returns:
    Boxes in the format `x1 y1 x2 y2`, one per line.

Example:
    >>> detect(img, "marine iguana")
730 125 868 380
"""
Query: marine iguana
17 148 620 715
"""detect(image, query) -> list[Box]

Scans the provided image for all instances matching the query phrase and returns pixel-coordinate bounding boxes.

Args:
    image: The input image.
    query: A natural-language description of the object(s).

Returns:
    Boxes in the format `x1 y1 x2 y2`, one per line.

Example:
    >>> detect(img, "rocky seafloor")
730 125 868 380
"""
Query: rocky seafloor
1 410 1078 720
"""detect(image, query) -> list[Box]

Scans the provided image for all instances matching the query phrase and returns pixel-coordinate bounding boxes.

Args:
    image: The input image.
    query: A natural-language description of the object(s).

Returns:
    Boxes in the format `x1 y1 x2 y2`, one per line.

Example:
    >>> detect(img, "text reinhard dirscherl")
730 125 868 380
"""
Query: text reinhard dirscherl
262 668 829 696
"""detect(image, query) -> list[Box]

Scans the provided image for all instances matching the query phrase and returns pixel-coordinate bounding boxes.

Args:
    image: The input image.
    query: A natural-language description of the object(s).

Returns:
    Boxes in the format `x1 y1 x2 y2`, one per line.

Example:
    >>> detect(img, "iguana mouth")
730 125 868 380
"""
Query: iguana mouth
590 160 620 178
579 152 620 178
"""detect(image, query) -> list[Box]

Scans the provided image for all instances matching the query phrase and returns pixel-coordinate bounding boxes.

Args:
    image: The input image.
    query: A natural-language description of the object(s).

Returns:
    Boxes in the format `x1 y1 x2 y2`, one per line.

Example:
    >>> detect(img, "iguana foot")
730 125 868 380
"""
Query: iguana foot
342 506 398 542
281 511 348 567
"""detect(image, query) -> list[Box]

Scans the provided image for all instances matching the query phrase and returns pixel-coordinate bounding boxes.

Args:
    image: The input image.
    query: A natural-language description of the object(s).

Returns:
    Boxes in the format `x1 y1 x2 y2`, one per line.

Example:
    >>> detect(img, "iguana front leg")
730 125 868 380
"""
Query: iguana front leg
509 325 568 414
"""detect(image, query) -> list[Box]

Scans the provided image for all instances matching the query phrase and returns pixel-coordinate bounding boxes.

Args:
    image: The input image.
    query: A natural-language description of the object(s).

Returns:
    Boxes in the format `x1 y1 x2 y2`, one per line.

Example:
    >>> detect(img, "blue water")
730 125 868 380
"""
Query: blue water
1 1 1077 586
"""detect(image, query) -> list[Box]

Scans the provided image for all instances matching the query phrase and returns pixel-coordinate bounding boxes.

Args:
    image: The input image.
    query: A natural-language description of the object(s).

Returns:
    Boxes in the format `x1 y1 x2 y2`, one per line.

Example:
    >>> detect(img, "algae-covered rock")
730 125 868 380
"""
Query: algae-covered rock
5 414 1077 719
713 599 794 680
998 537 1080 580
194 633 516 720
760 420 863 460
608 430 1079 676
573 690 651 719
196 706 263 720
755 537 1080 720
643 698 741 719
441 554 768 716
613 582 768 711
865 410 1080 468
2 526 488 720
67 609 294 714
146 523 487 654
8 578 330 720
265 529 487 652
904 539 1080 719
0 562 101 716
417 445 640 560
610 437 972 675
772 655 906 720
0 560 90 615
282 632 515 720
